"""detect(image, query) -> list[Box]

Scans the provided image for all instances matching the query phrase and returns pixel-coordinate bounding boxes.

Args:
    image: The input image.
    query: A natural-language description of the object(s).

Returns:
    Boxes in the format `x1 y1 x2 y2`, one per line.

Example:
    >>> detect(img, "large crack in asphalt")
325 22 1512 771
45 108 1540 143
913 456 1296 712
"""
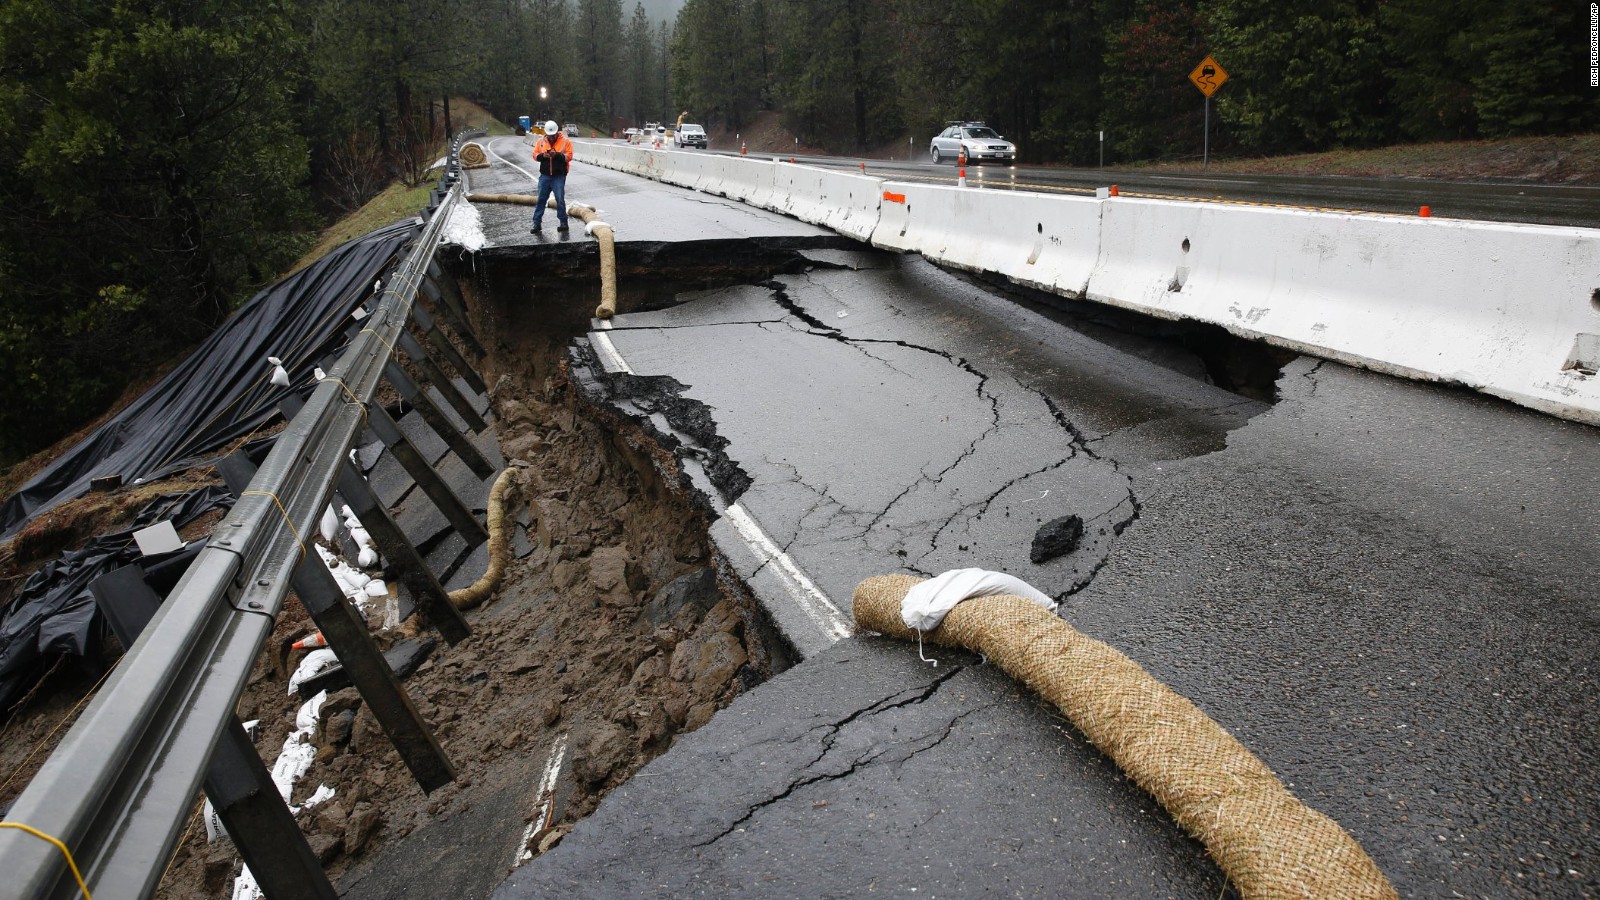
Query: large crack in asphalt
568 342 754 504
763 299 1145 594
577 266 1151 607
763 275 1039 551
693 664 975 848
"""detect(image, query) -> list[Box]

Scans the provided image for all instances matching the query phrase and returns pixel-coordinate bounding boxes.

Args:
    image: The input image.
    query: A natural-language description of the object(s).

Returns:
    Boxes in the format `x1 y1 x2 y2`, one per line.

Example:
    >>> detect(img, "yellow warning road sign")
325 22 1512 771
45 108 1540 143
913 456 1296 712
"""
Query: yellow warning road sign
1189 56 1229 97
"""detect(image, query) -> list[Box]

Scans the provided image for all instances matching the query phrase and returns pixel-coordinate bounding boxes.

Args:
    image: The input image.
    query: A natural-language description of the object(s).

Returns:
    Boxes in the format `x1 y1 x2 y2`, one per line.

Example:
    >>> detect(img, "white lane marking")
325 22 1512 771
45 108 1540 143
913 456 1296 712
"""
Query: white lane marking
484 136 539 185
591 331 633 374
724 502 851 643
514 733 569 867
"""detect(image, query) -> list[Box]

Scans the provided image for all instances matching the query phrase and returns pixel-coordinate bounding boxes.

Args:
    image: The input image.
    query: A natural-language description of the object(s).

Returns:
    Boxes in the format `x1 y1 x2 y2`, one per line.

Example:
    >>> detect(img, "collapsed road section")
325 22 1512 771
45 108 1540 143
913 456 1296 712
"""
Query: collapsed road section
484 156 1598 899
324 144 1292 899
573 249 1270 655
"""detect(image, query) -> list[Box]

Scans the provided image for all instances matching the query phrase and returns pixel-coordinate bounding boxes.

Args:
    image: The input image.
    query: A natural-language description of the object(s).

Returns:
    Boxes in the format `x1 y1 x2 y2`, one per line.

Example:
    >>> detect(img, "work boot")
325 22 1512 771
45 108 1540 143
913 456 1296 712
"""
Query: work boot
557 221 569 233
530 222 542 234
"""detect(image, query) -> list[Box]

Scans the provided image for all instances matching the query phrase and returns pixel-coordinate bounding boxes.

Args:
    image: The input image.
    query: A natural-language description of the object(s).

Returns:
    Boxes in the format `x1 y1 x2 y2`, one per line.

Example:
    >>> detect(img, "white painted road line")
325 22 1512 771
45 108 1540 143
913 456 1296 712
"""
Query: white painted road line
484 136 539 186
724 502 852 644
514 732 569 868
590 331 633 375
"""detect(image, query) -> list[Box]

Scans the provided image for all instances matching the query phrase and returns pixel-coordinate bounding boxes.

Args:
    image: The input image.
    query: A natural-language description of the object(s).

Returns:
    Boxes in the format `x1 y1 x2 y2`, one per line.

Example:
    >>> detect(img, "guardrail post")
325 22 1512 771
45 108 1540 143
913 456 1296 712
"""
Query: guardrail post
419 273 486 359
290 550 457 793
384 361 495 479
88 566 339 900
205 720 341 900
222 440 473 649
410 300 488 395
335 459 472 644
362 402 490 547
213 428 460 793
396 327 488 432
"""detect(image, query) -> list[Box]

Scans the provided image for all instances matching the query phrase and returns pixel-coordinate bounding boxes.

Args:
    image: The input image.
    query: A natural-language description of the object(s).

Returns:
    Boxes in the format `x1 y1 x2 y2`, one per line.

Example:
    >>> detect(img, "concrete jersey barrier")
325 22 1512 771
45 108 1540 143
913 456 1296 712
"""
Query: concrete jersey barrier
872 183 1102 299
1086 198 1600 424
570 139 1600 425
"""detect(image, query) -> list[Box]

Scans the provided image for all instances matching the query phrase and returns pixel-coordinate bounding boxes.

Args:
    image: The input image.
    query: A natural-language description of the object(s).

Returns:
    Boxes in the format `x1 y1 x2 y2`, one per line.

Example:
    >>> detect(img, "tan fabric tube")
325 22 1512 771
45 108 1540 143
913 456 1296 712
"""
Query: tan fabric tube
853 574 1396 900
448 468 513 610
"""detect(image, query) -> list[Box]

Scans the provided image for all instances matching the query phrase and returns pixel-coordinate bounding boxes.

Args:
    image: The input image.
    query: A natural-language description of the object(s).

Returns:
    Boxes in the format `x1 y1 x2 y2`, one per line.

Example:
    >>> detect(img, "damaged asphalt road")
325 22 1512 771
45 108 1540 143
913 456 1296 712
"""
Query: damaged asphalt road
577 251 1260 648
495 638 1225 898
509 238 1600 898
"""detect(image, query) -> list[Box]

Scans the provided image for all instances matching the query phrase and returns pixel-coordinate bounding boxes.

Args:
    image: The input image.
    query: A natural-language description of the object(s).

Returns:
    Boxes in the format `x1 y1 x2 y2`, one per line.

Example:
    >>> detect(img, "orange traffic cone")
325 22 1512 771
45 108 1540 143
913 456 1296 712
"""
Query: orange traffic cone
741 142 747 155
292 631 328 651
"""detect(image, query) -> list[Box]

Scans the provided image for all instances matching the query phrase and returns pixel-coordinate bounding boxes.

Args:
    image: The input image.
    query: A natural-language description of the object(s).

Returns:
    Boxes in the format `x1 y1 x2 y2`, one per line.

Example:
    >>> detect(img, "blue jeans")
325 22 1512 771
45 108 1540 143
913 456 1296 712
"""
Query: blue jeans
533 174 568 227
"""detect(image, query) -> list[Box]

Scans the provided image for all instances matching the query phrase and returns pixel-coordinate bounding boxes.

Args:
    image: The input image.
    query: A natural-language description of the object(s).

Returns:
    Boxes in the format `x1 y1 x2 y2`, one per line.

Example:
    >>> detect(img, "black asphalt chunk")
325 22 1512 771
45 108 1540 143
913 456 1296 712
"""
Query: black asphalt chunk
446 541 490 594
422 532 467 585
1030 514 1084 564
296 637 438 700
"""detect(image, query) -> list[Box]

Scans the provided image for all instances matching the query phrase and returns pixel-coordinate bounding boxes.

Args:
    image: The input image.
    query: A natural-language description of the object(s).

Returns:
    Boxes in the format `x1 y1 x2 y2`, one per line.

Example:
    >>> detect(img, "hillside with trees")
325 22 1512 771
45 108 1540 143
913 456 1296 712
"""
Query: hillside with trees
668 0 1595 162
0 0 667 467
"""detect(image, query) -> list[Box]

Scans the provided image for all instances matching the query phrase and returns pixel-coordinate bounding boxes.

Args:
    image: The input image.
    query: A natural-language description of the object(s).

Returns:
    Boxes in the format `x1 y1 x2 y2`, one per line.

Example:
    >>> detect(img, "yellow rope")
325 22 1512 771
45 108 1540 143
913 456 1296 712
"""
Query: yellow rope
240 490 306 562
318 377 369 426
0 823 92 898
358 327 398 360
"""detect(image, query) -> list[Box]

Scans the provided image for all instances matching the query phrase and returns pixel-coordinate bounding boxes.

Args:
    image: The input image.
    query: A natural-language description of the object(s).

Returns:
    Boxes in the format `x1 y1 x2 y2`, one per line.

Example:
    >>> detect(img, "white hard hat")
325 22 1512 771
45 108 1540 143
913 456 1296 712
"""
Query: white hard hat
544 120 559 135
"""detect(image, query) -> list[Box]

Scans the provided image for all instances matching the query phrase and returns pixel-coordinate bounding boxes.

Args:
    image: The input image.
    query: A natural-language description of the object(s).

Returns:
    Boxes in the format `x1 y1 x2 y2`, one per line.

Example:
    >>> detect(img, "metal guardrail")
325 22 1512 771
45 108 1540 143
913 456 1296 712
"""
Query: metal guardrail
0 136 476 898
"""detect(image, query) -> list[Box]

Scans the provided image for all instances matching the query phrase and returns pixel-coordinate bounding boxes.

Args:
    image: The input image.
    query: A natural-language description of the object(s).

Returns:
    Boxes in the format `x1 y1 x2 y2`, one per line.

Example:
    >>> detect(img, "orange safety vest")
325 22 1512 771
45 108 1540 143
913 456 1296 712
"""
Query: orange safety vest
532 133 574 176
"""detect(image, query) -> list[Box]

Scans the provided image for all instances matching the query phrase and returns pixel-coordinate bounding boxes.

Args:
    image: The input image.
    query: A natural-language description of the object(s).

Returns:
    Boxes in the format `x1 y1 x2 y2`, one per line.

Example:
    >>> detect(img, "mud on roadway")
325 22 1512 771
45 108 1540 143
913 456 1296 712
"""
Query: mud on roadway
147 259 802 898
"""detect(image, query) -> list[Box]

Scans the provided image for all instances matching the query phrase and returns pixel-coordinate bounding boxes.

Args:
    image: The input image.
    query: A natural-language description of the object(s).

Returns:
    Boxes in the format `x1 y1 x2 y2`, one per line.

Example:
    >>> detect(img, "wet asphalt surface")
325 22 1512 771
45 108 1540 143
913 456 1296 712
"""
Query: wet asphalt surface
694 145 1600 228
456 150 1600 897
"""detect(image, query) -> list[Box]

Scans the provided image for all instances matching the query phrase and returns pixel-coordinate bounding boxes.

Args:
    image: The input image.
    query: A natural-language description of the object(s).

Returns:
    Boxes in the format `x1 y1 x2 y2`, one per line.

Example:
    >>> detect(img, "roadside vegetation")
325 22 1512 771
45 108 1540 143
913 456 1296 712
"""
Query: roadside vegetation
669 0 1595 167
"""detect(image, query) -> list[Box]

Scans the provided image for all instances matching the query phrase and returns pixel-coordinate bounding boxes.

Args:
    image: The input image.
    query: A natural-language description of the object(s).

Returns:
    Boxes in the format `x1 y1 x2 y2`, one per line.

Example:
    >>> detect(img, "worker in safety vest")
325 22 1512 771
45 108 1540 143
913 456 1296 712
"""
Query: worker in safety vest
530 120 574 234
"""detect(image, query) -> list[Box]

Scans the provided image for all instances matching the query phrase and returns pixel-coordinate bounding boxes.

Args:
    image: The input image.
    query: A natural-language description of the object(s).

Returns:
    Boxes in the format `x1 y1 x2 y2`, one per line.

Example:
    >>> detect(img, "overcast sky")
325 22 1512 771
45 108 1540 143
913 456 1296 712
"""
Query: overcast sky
630 0 686 26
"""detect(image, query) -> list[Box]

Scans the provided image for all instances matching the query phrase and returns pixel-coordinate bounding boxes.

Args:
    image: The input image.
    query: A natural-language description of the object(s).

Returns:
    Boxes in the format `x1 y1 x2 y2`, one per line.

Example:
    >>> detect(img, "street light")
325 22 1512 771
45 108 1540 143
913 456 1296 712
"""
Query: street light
539 86 548 101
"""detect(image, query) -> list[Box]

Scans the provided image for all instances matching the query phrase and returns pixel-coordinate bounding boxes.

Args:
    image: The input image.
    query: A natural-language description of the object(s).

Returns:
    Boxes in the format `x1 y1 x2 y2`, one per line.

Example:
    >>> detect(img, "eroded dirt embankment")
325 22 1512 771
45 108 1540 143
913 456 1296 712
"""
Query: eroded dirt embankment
147 264 796 898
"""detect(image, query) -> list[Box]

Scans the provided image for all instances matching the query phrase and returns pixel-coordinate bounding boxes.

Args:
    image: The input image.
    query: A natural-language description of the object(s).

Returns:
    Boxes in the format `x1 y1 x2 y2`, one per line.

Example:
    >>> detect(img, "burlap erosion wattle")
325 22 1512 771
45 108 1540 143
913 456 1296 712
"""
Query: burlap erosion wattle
447 468 514 611
459 142 490 169
853 574 1396 900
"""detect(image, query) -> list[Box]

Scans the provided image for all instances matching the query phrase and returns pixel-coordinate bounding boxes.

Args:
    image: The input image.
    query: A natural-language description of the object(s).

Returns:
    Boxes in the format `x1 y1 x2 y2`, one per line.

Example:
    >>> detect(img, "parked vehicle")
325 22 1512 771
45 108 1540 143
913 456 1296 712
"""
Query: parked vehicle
623 127 641 141
563 123 579 136
673 124 708 149
929 122 1016 164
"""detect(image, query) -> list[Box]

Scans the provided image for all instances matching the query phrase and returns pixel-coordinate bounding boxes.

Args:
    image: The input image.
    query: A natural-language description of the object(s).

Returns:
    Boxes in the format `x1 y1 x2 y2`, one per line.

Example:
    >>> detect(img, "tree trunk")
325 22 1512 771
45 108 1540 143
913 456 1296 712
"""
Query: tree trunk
849 0 867 150
444 95 453 137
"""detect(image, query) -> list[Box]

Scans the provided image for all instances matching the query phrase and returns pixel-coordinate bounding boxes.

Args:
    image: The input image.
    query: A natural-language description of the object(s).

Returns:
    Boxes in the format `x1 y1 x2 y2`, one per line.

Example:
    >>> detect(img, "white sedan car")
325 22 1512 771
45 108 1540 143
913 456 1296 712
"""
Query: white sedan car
930 123 1016 164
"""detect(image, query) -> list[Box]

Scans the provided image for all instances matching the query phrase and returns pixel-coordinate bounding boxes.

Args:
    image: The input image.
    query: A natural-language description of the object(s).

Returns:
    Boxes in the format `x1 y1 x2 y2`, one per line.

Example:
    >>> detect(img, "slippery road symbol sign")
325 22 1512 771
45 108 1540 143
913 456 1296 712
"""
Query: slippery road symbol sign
1189 55 1229 97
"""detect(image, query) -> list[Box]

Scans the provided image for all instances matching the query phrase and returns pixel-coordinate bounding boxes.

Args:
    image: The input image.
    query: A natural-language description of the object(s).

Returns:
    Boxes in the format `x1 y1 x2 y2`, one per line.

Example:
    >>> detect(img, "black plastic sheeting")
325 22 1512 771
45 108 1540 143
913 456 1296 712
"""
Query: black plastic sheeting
0 221 418 541
0 486 234 717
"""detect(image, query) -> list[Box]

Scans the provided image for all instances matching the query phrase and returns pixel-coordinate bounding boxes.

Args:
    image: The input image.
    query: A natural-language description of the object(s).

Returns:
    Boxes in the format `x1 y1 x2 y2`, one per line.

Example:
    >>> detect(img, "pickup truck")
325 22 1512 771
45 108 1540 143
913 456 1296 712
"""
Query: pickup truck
673 124 708 149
